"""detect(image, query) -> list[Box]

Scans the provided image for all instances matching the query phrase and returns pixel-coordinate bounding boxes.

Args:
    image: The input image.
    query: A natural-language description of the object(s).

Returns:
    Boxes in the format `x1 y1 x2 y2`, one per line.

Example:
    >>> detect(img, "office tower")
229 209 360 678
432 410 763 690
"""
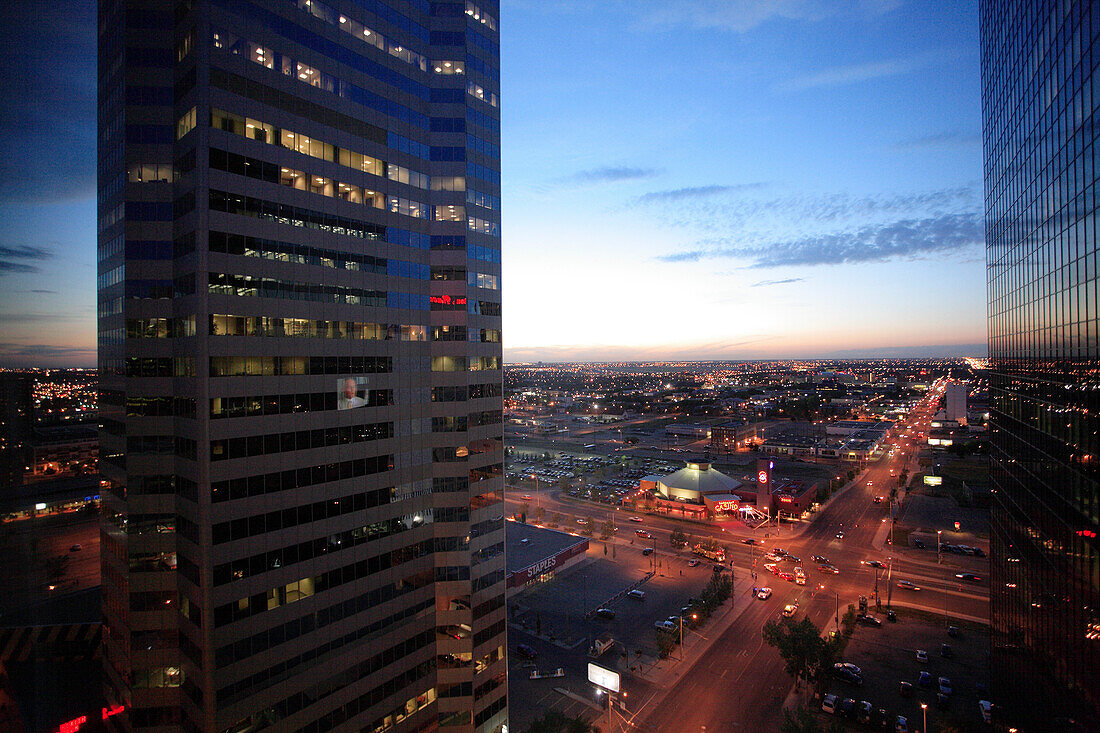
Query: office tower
96 1 505 731
943 382 967 423
982 0 1099 728
0 373 33 499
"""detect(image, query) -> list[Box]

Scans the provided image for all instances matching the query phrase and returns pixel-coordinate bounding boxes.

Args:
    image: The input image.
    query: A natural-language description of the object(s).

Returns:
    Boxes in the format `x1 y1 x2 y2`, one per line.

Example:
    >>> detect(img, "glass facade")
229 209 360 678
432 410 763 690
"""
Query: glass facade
97 1 504 731
982 0 1100 728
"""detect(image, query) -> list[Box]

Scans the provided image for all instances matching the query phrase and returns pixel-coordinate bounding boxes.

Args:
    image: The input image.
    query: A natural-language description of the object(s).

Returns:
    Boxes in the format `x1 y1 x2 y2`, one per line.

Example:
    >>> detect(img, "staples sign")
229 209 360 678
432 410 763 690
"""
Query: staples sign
526 555 557 579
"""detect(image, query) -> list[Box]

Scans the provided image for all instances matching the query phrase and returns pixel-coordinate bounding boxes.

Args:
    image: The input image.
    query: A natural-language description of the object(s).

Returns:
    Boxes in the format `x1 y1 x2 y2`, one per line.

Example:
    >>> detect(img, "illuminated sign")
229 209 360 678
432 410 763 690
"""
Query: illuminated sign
58 717 87 733
429 294 467 306
103 704 126 720
526 555 557 579
779 497 793 503
588 663 621 693
757 471 768 484
923 475 943 486
712 500 738 512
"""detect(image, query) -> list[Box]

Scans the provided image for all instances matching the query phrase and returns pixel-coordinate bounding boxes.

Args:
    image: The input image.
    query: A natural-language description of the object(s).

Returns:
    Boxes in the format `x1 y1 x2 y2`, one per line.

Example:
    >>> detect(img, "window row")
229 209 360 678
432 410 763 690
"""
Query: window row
209 231 389 274
208 355 392 377
289 0 430 72
211 389 392 419
211 454 393 503
213 486 394 544
209 421 393 461
126 317 197 339
208 271 387 306
209 189 384 240
210 314 425 341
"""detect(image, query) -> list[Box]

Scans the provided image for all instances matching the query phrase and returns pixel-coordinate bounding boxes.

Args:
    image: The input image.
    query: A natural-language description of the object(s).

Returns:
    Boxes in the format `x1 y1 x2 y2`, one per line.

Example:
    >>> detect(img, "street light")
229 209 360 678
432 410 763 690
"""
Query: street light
920 701 927 733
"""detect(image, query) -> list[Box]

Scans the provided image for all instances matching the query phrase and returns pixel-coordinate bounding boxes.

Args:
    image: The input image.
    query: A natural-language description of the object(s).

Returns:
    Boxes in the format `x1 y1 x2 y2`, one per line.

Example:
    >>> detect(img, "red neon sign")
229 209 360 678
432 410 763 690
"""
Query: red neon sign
779 497 793 503
103 704 126 720
712 500 738 512
58 716 87 733
429 294 467 306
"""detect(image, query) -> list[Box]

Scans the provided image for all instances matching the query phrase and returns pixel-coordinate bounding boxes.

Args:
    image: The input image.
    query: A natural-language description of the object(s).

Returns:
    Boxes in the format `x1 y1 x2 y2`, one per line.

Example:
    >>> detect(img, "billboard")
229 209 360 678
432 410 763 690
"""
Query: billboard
337 377 370 409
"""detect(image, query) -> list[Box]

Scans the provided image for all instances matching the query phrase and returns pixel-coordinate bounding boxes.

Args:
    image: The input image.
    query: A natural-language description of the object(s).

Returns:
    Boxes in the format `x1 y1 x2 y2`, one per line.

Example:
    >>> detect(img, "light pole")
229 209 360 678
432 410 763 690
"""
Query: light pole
921 701 927 733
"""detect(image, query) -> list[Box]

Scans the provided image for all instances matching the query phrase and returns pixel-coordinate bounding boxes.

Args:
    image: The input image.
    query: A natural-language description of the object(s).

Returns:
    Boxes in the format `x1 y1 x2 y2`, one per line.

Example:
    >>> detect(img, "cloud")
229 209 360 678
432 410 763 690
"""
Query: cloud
894 131 982 150
656 212 983 267
0 244 53 274
633 0 902 34
633 183 767 205
0 1 97 203
777 50 953 93
751 278 805 287
568 166 663 184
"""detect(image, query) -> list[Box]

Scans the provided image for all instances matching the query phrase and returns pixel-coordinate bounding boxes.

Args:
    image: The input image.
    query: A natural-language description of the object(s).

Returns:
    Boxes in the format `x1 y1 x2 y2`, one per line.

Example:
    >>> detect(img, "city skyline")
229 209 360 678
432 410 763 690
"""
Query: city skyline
0 0 983 367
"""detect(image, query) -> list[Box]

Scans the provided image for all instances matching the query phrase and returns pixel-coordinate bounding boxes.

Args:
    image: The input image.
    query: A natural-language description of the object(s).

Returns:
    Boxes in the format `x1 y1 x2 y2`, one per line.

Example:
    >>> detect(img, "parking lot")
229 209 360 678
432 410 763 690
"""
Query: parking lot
821 611 990 731
508 547 725 731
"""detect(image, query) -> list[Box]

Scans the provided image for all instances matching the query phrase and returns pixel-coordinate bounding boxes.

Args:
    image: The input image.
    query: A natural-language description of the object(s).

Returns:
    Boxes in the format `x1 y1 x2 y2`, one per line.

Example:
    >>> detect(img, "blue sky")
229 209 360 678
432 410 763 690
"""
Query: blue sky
0 0 984 367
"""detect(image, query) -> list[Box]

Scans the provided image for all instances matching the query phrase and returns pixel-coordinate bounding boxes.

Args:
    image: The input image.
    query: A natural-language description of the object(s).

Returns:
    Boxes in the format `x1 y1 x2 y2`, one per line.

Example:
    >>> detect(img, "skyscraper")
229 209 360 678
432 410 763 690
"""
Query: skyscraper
982 0 1099 728
96 1 505 730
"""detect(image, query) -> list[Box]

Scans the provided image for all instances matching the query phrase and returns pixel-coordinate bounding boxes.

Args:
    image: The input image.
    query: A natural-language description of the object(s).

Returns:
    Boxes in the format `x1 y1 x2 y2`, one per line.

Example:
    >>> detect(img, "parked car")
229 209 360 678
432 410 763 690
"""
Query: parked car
939 677 952 696
811 555 830 563
874 708 889 728
69 544 82 552
838 698 856 717
886 609 897 622
941 643 954 658
834 662 862 676
979 700 993 723
899 681 913 698
642 547 654 556
653 620 675 632
834 668 863 686
858 701 873 725
627 589 645 600
919 671 932 688
913 539 926 549
595 608 615 620
948 625 959 638
895 715 909 733
515 644 538 659
916 649 928 663
821 693 838 715
857 614 882 627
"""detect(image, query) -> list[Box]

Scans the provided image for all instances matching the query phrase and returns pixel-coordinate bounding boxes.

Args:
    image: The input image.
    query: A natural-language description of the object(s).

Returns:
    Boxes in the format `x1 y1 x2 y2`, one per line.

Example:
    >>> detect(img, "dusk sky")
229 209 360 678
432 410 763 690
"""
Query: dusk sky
0 0 984 368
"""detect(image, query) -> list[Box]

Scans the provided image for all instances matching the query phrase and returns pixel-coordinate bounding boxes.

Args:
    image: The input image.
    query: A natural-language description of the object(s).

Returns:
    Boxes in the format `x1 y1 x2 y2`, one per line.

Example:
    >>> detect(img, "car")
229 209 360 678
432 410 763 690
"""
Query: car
520 538 531 545
874 708 890 729
979 700 993 724
576 518 588 525
834 668 863 686
862 560 886 569
635 529 652 538
811 555 829 563
763 553 781 562
947 625 959 637
764 563 779 574
712 564 725 573
756 587 772 600
941 643 953 658
898 681 913 698
858 701 873 725
521 495 533 500
627 589 645 600
913 539 926 549
867 480 873 486
895 715 909 733
856 614 882 627
741 538 758 545
785 555 801 564
838 698 856 717
973 547 986 557
515 644 538 660
666 615 681 625
795 574 806 585
654 620 676 632
836 531 845 539
69 544 83 552
595 608 615 619
773 547 787 556
687 558 700 567
873 496 883 503
628 516 643 523
939 677 952 695
779 571 795 582
834 662 862 676
916 649 928 663
822 693 838 714
782 603 798 618
819 564 839 574
897 580 920 590
886 609 897 622
956 572 982 582
642 547 654 556
919 671 932 688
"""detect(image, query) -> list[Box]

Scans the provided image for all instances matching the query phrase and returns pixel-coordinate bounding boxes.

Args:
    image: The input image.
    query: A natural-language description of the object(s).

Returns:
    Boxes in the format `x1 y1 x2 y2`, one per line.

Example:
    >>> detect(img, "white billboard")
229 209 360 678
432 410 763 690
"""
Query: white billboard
588 663 620 693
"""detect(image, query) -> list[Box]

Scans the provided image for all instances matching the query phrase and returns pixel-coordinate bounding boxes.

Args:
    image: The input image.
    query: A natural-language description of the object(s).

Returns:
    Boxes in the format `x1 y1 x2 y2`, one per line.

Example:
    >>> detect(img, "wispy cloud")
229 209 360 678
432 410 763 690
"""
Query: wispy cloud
568 166 663 184
894 131 982 150
0 244 53 274
751 277 805 287
633 0 902 34
777 50 954 93
633 183 766 205
656 212 983 267
0 342 97 368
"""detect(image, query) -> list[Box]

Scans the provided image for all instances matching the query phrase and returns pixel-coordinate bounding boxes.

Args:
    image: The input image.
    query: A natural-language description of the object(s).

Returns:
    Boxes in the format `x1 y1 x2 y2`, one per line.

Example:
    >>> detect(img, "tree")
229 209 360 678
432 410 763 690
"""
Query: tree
599 519 615 540
549 512 561 527
534 505 546 524
762 616 836 690
669 529 688 549
520 502 530 521
699 571 733 612
523 710 594 733
582 515 595 536
781 706 828 733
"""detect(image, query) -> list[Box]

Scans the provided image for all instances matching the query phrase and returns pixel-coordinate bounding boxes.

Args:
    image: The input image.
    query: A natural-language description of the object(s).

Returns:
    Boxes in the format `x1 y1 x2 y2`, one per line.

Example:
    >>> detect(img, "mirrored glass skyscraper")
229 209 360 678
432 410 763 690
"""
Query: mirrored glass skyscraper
97 1 505 730
982 0 1100 728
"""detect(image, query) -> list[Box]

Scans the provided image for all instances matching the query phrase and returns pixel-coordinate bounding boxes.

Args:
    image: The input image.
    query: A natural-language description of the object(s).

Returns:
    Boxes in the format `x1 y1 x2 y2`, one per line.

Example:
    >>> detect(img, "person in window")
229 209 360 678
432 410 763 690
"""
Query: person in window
339 378 367 409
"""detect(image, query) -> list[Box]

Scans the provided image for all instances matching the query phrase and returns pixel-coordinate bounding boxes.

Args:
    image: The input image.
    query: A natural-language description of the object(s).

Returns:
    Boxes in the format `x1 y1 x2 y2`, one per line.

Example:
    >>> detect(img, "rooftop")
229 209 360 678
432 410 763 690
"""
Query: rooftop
659 463 742 495
505 521 589 575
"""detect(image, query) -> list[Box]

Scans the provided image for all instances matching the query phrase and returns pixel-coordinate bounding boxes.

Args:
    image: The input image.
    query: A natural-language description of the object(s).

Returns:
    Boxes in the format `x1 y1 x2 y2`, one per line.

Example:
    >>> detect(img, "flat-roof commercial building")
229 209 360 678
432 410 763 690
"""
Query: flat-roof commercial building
97 2 505 731
504 521 589 596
